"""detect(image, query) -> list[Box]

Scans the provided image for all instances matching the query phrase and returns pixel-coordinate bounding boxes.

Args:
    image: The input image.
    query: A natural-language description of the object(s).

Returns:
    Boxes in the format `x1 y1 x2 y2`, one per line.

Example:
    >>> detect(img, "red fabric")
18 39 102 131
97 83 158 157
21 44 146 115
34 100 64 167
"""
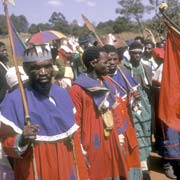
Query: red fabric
175 98 180 118
1 133 88 180
103 76 140 170
58 48 73 64
0 123 18 158
159 28 180 130
152 47 165 60
113 97 141 169
70 85 128 180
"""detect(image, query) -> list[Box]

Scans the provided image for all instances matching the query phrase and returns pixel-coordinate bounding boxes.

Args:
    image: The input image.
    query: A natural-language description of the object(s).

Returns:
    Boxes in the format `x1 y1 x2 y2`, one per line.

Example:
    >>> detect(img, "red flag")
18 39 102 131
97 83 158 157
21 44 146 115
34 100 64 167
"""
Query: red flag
159 27 180 130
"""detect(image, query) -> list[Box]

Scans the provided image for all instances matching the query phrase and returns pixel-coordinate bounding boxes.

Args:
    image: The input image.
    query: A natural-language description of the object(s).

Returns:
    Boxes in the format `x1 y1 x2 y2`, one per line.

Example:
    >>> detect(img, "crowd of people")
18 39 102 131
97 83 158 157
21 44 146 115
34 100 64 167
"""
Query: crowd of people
0 31 179 180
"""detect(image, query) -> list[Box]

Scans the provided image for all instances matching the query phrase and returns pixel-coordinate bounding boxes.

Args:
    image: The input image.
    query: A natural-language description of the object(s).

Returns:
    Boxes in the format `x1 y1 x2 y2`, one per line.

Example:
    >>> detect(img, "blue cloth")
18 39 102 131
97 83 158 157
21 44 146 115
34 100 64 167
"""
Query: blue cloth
158 123 180 159
74 73 116 109
0 84 77 140
112 69 137 97
11 19 26 57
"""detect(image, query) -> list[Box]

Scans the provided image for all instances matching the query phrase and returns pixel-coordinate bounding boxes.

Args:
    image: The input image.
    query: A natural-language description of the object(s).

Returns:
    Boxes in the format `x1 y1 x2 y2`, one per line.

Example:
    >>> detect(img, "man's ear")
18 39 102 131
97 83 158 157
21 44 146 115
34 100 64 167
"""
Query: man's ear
90 59 97 68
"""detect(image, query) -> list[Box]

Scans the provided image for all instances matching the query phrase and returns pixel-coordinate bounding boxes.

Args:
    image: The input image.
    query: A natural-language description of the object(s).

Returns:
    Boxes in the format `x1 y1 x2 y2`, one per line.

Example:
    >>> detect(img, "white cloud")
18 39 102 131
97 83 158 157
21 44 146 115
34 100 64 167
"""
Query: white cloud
74 0 87 3
87 1 96 7
74 0 96 7
47 0 63 6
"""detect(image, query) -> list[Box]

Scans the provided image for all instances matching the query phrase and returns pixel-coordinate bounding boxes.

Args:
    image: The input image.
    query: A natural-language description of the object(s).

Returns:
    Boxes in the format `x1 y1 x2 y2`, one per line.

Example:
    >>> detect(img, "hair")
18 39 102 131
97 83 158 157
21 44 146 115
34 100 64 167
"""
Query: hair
103 44 118 54
129 42 143 51
144 40 155 48
117 46 128 60
134 36 144 44
82 46 106 72
156 41 165 49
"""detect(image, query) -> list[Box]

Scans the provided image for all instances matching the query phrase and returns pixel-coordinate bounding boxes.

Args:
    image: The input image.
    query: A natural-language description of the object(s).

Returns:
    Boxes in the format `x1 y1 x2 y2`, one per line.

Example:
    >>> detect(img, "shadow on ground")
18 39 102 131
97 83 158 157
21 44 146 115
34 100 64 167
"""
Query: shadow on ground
149 152 164 174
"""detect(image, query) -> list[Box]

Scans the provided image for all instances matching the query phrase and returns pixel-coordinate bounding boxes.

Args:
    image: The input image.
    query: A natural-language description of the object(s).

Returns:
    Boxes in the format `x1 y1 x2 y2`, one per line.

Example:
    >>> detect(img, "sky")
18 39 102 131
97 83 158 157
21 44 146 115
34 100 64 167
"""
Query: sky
0 0 120 26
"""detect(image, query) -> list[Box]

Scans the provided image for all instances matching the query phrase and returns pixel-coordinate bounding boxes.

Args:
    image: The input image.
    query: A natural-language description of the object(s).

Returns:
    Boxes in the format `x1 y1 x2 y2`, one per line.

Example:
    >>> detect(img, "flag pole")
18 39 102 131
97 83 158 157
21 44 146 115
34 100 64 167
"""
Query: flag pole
2 0 30 125
159 2 180 35
82 14 104 46
2 1 38 179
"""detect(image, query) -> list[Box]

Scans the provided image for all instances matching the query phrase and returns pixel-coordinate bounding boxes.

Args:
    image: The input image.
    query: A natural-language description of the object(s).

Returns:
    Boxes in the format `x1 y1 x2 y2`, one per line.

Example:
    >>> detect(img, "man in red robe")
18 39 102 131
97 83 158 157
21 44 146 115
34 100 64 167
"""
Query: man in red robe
70 46 128 180
103 44 142 180
0 44 88 180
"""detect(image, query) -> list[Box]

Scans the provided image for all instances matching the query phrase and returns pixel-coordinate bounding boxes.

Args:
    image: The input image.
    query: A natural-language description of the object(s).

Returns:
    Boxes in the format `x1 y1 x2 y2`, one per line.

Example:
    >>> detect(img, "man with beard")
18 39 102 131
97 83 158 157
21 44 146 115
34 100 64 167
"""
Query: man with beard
69 46 128 180
0 44 88 180
0 41 9 103
141 41 155 67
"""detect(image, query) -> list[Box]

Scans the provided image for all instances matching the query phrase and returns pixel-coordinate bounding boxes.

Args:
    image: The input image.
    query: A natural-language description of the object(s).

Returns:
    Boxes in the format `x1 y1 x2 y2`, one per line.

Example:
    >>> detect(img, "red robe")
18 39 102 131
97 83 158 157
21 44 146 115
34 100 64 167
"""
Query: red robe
1 129 88 180
0 84 88 180
113 96 141 171
103 76 141 171
70 85 128 180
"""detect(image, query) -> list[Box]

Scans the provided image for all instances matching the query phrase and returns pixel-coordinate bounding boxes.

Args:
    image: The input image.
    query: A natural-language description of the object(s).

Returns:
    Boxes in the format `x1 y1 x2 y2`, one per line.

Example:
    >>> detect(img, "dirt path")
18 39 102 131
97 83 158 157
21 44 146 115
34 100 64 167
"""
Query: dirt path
149 152 172 180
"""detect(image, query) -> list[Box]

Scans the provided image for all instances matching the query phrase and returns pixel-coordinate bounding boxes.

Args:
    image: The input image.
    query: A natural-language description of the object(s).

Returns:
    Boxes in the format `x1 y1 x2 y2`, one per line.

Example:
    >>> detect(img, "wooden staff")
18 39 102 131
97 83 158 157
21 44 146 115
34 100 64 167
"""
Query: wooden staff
2 1 38 179
71 138 80 180
144 28 156 45
159 2 180 35
82 14 104 46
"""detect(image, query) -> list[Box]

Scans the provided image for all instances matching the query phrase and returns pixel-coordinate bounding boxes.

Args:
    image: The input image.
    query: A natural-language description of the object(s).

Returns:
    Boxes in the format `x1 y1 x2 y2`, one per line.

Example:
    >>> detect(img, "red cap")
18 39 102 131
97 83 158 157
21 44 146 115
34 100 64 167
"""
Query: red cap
153 48 165 60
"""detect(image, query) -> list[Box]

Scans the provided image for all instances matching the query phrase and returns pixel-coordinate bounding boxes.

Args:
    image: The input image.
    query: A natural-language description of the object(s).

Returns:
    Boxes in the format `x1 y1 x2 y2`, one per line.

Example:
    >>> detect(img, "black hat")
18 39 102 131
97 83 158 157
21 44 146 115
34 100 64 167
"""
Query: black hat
129 42 143 52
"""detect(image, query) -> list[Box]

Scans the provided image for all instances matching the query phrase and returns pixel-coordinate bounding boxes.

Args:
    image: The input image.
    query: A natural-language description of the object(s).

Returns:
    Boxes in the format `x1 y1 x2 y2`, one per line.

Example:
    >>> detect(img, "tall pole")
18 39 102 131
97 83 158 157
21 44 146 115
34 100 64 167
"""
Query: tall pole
159 2 180 34
2 1 38 179
82 14 104 46
3 0 30 125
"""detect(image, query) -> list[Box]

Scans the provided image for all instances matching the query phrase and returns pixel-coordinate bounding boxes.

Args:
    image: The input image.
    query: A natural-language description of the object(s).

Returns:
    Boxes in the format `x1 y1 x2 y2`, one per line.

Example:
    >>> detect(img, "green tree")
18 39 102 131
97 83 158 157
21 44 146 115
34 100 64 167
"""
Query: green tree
116 0 145 35
161 0 180 26
96 20 114 35
148 0 180 24
28 24 39 34
145 0 180 41
48 12 70 34
113 17 134 33
147 0 161 16
77 25 93 40
69 20 81 37
0 14 7 35
28 23 51 34
11 14 29 33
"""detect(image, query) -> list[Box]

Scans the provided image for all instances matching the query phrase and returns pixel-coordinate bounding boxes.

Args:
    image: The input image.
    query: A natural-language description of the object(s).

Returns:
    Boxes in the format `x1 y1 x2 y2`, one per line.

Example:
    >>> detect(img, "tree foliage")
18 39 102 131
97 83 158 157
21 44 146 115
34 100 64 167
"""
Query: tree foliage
11 14 29 33
116 0 145 34
0 14 7 35
0 14 28 34
113 17 134 33
1 1 180 44
69 20 82 36
28 23 51 34
163 0 180 26
48 12 70 34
